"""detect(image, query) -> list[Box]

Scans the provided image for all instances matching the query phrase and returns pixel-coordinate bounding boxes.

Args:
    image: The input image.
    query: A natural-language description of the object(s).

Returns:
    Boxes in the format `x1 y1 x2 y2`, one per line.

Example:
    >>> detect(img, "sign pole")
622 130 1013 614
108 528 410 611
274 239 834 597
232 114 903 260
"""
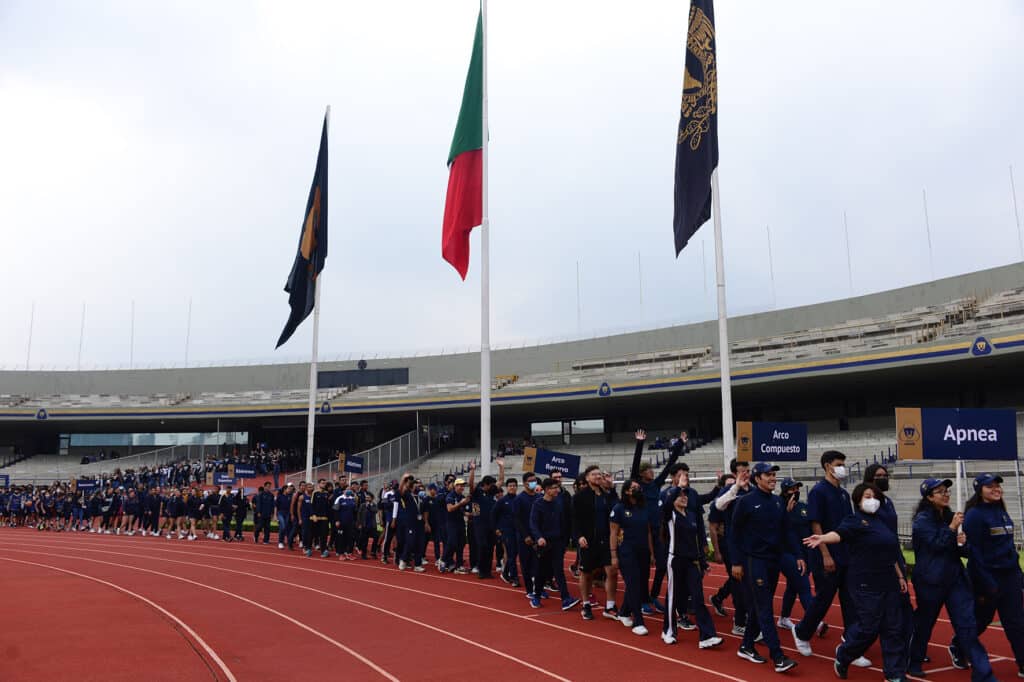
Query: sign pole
955 458 964 512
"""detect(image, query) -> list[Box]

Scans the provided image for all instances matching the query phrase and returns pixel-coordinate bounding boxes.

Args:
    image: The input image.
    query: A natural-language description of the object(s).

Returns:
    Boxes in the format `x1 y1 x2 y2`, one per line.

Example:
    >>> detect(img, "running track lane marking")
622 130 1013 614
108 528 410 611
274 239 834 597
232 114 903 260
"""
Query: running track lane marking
0 547 397 682
0 542 568 682
0 556 237 682
11 539 747 682
35 535 986 674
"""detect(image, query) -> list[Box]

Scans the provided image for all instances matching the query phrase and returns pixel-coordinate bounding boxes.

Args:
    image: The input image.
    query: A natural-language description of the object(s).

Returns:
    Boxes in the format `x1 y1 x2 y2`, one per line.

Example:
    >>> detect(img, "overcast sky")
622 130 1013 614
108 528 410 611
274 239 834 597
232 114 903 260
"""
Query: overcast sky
1 0 1022 370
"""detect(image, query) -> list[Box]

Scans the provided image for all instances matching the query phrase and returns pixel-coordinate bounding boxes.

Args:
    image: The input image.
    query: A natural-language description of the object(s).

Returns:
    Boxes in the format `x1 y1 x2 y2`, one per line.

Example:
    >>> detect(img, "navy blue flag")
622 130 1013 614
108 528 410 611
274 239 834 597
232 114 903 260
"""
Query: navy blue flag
672 0 718 256
277 114 329 348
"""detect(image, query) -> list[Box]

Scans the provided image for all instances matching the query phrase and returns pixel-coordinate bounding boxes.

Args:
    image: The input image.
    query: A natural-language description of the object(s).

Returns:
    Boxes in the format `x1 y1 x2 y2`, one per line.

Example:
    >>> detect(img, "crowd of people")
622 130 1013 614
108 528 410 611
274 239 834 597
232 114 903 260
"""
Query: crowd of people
3 430 1022 681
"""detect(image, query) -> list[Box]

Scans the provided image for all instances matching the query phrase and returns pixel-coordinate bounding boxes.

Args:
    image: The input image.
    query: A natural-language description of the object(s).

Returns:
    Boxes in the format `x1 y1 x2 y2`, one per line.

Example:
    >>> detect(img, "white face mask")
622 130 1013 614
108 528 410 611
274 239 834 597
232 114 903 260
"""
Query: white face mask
832 465 848 480
860 498 880 514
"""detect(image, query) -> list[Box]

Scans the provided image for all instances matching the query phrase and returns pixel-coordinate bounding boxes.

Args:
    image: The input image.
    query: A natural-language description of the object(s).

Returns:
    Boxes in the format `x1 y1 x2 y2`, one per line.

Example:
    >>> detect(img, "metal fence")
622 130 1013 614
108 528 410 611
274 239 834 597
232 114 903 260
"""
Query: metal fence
285 430 424 492
4 445 204 484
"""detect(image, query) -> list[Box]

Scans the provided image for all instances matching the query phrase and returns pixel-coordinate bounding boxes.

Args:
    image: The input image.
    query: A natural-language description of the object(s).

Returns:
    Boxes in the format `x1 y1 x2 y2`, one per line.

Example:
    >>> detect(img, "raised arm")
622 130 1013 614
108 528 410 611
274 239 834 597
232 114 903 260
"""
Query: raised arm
630 429 646 480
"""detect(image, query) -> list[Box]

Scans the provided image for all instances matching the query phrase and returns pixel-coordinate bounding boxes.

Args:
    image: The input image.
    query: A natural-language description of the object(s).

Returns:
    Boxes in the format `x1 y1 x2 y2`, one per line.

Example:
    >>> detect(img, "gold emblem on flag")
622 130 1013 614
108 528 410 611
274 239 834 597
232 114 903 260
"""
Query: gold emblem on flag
679 6 716 151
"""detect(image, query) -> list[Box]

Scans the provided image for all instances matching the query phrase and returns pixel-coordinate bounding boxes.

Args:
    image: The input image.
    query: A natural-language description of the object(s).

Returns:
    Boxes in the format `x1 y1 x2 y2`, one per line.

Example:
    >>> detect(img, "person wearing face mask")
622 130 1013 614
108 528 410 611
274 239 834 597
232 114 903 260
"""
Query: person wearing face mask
609 478 653 636
471 459 504 580
803 483 908 682
964 473 1024 678
514 472 542 600
709 459 751 635
792 451 869 668
493 477 520 586
529 478 581 612
729 462 800 673
909 478 996 680
776 478 814 632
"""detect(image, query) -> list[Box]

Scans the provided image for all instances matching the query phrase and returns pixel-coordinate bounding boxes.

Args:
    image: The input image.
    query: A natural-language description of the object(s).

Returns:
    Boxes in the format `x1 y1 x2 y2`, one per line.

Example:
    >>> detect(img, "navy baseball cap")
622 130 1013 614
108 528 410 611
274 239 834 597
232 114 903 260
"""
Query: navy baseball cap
780 477 802 490
919 478 953 497
973 473 1004 492
751 462 780 477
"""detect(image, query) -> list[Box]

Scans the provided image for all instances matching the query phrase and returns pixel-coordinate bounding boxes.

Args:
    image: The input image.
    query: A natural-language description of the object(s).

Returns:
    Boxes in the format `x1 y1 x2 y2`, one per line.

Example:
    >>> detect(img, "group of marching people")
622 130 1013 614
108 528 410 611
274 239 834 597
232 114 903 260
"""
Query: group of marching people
4 430 1024 681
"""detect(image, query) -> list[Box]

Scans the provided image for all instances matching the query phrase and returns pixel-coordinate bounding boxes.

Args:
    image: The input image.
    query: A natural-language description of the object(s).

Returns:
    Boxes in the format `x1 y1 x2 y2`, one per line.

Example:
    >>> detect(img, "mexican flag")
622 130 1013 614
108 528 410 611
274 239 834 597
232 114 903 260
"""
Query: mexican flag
442 12 483 280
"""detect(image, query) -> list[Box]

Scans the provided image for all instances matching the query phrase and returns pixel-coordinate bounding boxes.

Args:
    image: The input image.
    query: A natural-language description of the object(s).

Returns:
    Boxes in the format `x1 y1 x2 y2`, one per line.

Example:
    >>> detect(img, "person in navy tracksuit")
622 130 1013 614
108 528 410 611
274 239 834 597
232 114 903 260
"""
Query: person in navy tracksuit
332 488 358 559
804 483 907 680
777 478 813 631
443 469 473 573
729 462 799 673
492 477 519 586
661 482 721 648
909 477 995 681
529 477 579 612
253 483 276 545
964 473 1024 678
610 479 652 635
394 477 424 570
514 472 541 598
471 464 502 580
275 483 294 549
709 460 750 633
424 484 445 565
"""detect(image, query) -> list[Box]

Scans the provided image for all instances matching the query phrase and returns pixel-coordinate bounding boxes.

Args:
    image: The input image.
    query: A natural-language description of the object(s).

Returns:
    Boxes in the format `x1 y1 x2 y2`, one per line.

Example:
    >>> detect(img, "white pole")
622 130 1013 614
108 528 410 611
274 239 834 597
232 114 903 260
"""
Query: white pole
1011 165 1022 261
479 1 492 478
922 189 935 280
129 300 135 369
843 210 854 296
955 458 964 512
25 302 35 370
765 224 777 309
702 239 708 299
77 303 86 370
711 170 735 472
637 251 643 310
305 106 329 483
184 297 192 367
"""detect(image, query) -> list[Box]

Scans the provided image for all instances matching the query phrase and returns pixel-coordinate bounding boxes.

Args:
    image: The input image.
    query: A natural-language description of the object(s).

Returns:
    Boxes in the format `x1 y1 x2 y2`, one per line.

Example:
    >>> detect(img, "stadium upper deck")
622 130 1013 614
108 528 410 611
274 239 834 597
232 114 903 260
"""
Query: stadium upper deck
0 263 1022 423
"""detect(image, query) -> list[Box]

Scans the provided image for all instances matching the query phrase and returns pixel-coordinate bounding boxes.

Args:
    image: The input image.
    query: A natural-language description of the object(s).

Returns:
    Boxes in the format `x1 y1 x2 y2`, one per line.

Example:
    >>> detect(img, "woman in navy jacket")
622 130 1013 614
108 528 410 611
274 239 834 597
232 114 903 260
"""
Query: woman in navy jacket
964 473 1024 678
909 478 995 681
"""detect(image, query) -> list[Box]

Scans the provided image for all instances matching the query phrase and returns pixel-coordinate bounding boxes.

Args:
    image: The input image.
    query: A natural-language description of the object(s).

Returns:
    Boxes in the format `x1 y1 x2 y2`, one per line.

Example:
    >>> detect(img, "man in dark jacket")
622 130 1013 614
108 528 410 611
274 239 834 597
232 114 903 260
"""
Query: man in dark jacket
253 483 276 544
573 464 619 621
631 428 682 612
232 489 249 541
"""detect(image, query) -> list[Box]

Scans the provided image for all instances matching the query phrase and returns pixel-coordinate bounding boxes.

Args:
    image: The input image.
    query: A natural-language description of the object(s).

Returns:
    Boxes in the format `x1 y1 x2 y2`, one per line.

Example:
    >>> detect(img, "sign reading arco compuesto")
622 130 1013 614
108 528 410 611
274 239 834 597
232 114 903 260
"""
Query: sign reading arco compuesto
896 407 1018 461
736 421 808 462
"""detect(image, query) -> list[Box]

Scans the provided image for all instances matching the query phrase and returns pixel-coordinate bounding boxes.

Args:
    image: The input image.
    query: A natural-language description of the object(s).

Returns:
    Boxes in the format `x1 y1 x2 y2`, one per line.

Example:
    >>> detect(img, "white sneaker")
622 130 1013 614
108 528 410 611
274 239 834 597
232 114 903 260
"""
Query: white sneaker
619 616 634 628
278 542 285 549
731 625 746 636
141 530 147 537
791 624 813 657
399 560 408 571
115 529 121 535
699 636 724 649
413 566 426 573
89 529 96 534
777 617 795 630
188 535 196 541
851 656 872 668
661 631 677 645
471 567 479 574
632 625 649 636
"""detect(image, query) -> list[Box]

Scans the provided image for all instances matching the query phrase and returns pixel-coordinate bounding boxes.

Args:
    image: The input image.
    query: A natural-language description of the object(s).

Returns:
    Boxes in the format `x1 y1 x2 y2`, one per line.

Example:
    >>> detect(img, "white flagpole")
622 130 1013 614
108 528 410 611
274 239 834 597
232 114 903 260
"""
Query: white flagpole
129 300 135 369
765 224 777 309
305 105 329 483
710 171 734 472
480 1 492 478
25 302 35 370
184 297 192 367
1011 164 1022 260
77 303 86 370
843 211 854 296
922 189 935 279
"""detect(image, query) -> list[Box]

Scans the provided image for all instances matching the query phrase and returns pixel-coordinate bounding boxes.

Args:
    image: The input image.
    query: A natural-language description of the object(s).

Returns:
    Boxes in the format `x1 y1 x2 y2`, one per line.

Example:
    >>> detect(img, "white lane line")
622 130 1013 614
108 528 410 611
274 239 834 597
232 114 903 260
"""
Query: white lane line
0 556 236 682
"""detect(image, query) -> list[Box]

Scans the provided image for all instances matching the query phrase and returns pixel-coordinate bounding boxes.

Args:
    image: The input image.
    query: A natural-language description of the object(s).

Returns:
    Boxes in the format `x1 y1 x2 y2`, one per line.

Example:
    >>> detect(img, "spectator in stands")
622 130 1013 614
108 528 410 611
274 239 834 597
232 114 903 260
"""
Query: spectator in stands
804 483 907 680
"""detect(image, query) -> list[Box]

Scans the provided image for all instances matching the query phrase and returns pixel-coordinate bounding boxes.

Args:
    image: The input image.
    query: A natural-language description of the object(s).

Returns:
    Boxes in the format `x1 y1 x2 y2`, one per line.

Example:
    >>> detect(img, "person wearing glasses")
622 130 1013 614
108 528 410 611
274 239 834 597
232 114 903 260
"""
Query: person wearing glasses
964 473 1024 679
908 478 995 680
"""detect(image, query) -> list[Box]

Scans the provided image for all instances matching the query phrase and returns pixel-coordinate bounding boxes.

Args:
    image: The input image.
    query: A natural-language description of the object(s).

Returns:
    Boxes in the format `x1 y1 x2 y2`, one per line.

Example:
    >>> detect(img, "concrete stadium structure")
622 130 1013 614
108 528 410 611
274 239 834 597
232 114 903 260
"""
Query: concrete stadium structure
1 262 1023 465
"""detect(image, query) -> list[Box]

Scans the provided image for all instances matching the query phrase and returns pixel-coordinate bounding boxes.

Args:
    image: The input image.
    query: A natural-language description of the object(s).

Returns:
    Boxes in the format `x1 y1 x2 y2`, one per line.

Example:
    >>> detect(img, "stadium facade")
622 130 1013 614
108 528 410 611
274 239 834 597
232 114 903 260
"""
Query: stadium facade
1 262 1022 459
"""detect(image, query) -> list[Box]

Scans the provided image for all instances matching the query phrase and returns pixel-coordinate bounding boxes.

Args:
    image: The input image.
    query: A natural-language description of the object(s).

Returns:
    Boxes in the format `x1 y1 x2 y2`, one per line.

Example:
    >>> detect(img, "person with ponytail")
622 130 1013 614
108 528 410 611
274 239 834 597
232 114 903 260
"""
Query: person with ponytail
908 478 995 680
963 473 1024 678
660 477 722 649
804 483 907 681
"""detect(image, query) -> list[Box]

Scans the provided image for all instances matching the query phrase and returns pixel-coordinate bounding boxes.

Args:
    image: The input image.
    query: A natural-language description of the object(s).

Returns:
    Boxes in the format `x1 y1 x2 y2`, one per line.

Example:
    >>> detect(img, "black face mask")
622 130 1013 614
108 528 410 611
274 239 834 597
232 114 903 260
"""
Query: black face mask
874 478 890 492
785 491 800 503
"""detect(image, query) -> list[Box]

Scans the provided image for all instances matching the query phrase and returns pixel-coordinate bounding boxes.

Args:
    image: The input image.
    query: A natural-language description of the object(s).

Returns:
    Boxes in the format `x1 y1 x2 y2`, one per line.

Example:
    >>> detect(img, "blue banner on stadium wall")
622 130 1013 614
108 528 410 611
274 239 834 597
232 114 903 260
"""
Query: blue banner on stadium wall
896 407 1018 461
0 474 8 487
234 465 256 478
736 421 808 462
214 473 236 486
76 479 97 491
522 447 581 478
343 455 364 474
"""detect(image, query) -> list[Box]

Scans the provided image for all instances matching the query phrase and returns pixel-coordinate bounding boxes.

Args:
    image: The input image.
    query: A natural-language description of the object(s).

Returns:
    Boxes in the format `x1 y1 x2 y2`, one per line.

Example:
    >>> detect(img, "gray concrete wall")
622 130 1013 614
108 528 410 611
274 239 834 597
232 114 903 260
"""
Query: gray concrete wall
1 262 1021 396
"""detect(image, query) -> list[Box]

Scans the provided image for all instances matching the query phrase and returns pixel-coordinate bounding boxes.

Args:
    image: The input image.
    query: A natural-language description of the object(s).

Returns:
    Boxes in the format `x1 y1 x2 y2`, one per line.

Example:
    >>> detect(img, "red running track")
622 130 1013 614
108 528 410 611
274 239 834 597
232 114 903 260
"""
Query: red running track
0 528 1018 681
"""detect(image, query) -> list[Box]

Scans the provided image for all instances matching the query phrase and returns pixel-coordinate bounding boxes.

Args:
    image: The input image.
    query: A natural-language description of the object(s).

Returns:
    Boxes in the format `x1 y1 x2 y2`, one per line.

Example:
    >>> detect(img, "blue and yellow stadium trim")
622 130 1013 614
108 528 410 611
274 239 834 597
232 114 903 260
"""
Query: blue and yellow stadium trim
1 333 1021 421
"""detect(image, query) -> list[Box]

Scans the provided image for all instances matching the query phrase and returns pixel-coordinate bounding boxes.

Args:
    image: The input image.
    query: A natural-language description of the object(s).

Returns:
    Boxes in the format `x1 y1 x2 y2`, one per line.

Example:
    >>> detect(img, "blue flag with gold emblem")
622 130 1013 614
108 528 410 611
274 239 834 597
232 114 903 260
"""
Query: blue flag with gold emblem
276 115 329 348
673 0 718 256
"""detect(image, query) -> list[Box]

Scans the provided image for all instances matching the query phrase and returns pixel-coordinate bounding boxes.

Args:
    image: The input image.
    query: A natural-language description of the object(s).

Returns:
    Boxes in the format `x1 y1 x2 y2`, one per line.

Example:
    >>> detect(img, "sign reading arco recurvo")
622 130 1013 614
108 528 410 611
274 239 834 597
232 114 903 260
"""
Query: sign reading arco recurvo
896 407 1018 461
